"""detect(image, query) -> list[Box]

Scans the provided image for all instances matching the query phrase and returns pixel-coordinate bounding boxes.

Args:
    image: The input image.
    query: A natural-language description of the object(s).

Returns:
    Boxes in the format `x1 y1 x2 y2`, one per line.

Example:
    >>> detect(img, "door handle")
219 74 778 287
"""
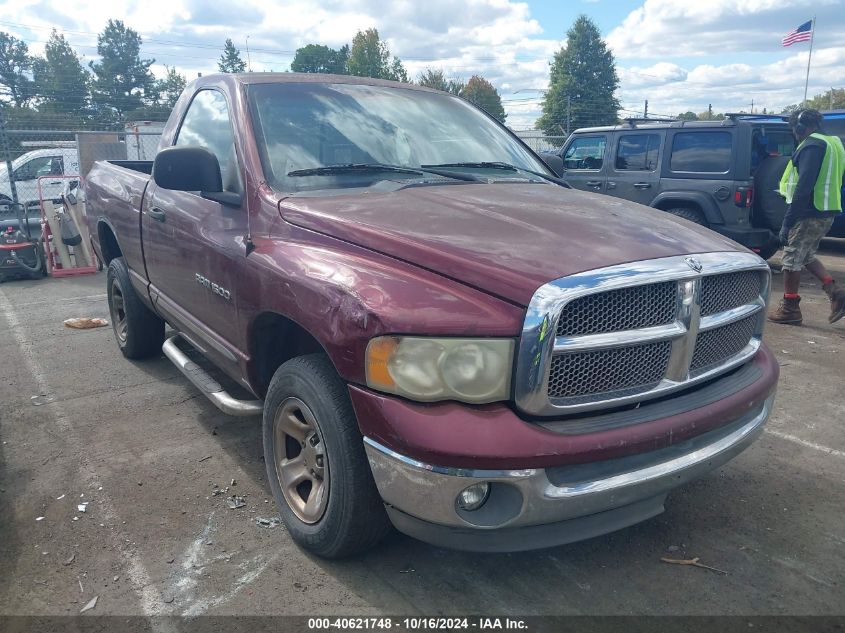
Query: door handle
633 182 652 189
48 180 62 185
586 181 603 188
148 207 166 222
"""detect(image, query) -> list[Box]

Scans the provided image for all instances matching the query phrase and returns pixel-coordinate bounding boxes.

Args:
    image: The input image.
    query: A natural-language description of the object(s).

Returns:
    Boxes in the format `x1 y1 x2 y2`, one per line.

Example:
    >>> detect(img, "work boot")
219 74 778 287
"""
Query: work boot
823 281 845 324
768 296 802 325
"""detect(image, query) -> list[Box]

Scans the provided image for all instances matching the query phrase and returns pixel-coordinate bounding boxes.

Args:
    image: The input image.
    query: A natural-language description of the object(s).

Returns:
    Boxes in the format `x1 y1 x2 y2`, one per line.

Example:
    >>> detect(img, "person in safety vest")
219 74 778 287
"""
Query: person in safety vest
769 109 845 325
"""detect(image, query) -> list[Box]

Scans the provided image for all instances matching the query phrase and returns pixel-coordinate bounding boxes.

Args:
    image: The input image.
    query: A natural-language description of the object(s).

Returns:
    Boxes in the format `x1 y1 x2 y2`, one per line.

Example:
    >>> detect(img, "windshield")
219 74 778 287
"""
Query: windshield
247 82 550 192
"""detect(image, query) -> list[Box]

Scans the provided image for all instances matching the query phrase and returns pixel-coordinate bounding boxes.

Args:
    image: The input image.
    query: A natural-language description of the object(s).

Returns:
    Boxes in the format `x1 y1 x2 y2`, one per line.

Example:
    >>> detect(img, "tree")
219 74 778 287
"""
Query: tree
89 20 156 119
157 65 186 108
538 15 619 135
782 88 845 113
32 30 90 117
0 32 35 107
218 39 246 73
290 44 349 74
677 111 698 121
416 67 463 95
460 75 506 123
348 29 408 82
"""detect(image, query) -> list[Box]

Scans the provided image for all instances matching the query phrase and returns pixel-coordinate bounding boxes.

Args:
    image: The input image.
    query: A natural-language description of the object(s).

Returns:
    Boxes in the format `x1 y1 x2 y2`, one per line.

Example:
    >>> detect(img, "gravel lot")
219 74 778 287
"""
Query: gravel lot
1 242 843 620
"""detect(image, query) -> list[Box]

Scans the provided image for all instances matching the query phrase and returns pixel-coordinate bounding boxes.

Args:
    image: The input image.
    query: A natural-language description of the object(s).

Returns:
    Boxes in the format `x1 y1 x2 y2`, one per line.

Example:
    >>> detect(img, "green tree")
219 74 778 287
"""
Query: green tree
157 65 186 108
782 88 845 113
460 75 506 123
0 32 35 107
291 44 349 74
538 15 619 135
348 29 407 82
218 38 246 73
416 67 463 94
89 20 156 119
32 30 90 117
677 111 698 121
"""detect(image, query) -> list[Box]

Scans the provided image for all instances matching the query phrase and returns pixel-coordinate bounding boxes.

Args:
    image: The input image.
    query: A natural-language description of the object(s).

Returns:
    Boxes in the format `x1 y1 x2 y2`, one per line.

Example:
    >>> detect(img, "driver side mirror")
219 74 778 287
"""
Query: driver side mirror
152 146 241 206
541 153 565 178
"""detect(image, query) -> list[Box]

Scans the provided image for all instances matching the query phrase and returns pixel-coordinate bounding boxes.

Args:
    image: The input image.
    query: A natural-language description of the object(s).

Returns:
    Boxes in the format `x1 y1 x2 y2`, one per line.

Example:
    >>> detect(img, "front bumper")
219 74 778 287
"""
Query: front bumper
364 394 774 552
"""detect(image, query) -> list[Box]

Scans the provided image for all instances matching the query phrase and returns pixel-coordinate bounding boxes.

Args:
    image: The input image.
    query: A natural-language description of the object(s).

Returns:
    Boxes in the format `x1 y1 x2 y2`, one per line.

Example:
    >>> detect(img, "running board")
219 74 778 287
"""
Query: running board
162 335 263 417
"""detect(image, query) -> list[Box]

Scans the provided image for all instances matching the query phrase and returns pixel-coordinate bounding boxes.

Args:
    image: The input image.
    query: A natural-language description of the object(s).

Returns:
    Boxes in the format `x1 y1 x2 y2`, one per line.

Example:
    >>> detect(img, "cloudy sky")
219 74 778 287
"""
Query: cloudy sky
1 0 842 128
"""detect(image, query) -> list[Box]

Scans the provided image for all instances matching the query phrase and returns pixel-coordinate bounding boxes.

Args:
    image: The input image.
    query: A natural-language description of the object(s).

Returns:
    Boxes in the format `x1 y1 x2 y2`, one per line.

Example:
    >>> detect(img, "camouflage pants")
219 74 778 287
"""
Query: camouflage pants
781 217 835 272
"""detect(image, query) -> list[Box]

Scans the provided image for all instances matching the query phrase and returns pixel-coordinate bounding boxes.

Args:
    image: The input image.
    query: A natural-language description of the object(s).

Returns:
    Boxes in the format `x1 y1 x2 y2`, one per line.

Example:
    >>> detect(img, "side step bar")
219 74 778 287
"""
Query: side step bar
162 334 263 417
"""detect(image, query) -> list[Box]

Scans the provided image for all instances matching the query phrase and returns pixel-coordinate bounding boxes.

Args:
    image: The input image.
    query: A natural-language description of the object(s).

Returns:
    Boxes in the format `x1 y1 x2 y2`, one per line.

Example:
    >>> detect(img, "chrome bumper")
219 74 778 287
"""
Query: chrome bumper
364 395 773 534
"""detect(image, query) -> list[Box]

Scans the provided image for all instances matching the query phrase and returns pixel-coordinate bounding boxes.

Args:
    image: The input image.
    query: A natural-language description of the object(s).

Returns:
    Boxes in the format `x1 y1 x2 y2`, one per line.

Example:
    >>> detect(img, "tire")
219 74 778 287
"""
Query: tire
106 257 165 359
753 156 790 232
263 354 390 558
665 206 707 226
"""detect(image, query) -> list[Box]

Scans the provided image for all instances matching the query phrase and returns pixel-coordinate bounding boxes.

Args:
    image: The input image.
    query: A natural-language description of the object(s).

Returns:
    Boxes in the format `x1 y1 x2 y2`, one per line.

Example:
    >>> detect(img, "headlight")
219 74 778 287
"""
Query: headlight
365 337 514 404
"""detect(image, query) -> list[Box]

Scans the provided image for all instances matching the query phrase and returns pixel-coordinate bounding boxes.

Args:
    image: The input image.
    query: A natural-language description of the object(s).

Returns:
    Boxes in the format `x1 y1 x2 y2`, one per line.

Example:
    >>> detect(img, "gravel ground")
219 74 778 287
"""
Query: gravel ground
0 242 843 621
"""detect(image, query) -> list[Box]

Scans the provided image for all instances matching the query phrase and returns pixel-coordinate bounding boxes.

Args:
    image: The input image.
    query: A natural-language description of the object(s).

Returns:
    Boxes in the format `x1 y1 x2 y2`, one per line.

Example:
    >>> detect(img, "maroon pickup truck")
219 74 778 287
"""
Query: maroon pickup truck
85 73 779 558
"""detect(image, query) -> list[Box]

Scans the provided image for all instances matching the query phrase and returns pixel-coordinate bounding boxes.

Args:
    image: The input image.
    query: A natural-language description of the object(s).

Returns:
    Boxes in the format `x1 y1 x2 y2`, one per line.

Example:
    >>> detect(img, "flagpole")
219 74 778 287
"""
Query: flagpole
802 15 816 105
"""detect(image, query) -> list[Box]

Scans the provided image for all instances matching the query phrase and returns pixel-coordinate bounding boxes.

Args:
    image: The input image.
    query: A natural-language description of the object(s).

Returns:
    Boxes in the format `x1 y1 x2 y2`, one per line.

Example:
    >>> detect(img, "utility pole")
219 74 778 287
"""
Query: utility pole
566 95 571 136
246 36 252 72
644 99 648 119
832 88 835 110
750 99 754 114
708 104 713 119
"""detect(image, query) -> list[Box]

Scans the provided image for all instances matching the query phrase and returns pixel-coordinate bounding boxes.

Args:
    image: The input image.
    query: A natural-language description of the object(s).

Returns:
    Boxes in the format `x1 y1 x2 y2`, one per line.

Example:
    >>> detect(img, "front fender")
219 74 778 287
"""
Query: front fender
238 227 525 385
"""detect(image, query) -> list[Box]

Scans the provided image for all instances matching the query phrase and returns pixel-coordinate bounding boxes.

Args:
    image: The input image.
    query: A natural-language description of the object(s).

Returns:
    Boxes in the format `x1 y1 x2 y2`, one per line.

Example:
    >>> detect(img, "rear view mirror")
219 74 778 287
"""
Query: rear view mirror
541 153 565 178
153 146 223 193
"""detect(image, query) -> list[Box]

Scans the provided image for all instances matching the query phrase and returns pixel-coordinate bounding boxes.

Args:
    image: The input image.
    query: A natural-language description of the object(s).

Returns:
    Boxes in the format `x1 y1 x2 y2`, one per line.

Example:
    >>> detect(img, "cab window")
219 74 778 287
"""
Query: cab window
176 90 241 194
615 134 660 171
563 136 606 170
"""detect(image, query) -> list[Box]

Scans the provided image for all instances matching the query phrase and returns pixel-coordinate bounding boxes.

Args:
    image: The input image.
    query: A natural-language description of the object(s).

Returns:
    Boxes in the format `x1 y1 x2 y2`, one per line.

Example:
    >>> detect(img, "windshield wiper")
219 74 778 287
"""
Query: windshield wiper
288 163 423 177
422 161 568 186
287 163 479 182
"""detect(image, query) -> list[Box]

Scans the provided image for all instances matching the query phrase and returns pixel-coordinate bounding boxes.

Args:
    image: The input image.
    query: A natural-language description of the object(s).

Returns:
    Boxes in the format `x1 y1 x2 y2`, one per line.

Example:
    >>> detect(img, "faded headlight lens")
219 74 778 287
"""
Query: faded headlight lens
365 337 514 404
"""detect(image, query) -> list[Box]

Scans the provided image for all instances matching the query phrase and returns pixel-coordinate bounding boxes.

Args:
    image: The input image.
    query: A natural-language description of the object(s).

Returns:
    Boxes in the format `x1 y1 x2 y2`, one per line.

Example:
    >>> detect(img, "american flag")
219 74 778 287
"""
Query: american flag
782 20 813 46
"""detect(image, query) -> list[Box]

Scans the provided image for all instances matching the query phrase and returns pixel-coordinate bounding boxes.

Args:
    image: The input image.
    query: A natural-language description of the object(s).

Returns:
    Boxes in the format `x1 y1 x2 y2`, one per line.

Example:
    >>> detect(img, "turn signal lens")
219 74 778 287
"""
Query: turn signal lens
365 336 398 390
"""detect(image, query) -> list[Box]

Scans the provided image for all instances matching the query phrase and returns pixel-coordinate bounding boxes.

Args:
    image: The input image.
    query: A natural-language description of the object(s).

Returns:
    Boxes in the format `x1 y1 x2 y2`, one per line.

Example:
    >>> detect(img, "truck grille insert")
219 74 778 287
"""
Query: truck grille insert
690 314 757 372
700 271 762 317
516 254 770 416
556 281 677 337
548 342 672 400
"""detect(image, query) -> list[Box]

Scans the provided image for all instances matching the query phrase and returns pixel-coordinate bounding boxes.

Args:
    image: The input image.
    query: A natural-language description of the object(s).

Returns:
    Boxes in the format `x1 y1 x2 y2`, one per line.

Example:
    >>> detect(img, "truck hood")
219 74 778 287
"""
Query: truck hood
279 183 746 306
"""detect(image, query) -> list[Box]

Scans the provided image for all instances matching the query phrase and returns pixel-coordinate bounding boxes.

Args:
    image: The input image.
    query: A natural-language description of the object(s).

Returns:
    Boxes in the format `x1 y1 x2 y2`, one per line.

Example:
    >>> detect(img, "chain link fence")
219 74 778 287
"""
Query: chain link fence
512 130 568 153
0 128 162 212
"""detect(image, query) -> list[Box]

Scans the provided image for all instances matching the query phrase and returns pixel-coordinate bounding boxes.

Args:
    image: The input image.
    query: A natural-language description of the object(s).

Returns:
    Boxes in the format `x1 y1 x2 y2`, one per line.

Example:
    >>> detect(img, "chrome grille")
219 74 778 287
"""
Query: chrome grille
548 342 672 400
556 282 676 336
515 253 770 416
691 314 757 372
700 271 762 317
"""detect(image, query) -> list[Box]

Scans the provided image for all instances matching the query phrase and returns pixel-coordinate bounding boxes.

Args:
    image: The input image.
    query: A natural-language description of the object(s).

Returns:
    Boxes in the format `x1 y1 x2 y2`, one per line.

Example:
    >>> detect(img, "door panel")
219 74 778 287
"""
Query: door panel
561 135 608 193
607 132 664 206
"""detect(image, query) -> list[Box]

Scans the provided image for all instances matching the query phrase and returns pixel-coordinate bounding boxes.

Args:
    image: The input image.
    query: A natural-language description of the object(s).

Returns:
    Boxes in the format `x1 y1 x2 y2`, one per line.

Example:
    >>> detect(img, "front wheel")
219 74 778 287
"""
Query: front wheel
263 354 390 558
106 257 165 359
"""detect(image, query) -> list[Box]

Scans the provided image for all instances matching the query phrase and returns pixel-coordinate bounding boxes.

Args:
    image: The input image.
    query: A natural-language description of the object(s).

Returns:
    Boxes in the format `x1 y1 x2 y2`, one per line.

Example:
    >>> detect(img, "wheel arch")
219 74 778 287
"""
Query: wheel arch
97 219 123 264
651 191 723 225
248 311 331 399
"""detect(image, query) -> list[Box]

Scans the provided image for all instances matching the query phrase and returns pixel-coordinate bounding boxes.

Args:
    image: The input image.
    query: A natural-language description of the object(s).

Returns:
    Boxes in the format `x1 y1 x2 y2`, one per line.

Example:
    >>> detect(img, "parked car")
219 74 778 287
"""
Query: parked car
85 74 779 558
0 147 80 209
544 115 843 258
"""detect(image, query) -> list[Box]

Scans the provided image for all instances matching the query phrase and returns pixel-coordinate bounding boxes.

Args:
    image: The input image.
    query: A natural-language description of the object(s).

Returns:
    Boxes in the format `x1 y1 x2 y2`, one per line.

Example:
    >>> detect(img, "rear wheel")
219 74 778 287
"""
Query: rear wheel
106 257 165 359
753 156 790 232
756 238 781 261
665 206 707 226
263 354 390 558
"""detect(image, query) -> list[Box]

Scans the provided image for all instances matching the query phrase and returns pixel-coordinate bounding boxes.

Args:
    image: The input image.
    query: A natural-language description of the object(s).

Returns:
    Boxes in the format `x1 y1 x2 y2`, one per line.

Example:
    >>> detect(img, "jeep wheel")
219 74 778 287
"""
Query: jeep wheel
263 354 390 558
106 257 165 359
665 207 707 226
757 238 781 261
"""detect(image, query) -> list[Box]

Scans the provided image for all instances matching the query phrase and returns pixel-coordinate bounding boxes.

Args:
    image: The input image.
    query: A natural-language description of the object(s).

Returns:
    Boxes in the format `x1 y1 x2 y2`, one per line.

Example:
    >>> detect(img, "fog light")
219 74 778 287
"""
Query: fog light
457 483 490 511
